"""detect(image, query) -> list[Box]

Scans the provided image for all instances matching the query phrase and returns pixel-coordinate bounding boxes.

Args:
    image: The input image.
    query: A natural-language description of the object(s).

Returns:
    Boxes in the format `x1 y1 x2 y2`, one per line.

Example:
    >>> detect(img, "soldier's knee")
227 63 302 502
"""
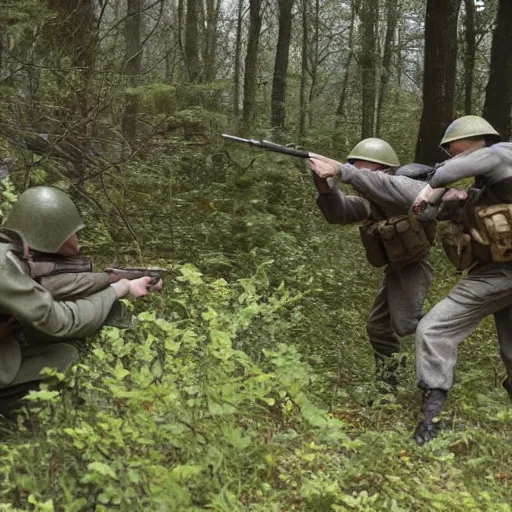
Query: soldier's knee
392 317 420 338
415 316 431 343
52 343 80 373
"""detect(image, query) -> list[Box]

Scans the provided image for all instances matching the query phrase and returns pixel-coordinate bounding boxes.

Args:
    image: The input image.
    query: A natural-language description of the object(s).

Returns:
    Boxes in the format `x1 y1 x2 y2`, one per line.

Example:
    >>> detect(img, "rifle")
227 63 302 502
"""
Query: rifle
222 134 311 158
104 267 167 285
29 254 166 285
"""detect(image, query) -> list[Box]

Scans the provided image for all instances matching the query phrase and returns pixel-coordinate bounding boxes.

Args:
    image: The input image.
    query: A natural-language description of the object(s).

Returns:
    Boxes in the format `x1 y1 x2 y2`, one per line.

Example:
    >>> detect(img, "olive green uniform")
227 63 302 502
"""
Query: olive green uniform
0 235 118 394
316 165 434 366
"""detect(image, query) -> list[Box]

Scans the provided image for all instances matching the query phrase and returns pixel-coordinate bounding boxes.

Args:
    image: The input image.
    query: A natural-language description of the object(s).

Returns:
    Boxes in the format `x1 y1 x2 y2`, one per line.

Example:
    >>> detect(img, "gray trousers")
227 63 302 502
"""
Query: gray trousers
416 262 512 391
367 260 434 362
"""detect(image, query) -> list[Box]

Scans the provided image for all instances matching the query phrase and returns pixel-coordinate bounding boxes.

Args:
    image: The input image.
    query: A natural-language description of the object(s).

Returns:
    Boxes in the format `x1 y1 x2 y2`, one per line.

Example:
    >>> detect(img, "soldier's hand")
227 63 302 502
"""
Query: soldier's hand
148 278 164 293
110 278 131 298
308 154 341 179
410 184 448 216
442 188 468 202
411 184 434 214
127 276 156 297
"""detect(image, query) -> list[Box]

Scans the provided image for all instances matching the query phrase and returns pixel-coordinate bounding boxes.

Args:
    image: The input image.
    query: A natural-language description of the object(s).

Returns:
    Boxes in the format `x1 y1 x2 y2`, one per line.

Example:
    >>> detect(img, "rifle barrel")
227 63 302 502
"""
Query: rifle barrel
222 134 310 158
221 134 249 143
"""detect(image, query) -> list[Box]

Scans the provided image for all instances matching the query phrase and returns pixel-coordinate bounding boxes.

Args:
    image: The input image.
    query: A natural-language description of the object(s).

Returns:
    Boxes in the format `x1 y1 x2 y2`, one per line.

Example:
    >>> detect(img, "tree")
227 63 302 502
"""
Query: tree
185 0 200 81
233 0 245 119
335 0 360 129
203 0 223 82
48 0 98 133
376 0 398 136
299 0 309 142
270 0 295 132
483 0 512 141
242 0 263 132
462 0 476 115
122 0 144 143
416 0 461 165
360 0 378 139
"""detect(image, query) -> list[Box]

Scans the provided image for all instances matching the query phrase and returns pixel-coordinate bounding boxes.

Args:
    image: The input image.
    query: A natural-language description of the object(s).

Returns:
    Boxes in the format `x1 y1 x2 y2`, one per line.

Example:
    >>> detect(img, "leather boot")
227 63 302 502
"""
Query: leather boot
413 388 447 445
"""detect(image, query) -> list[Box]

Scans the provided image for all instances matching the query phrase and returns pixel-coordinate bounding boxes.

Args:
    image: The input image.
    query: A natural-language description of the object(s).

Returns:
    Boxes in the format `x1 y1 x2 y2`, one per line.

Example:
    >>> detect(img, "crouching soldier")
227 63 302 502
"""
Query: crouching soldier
410 115 512 444
0 186 162 411
309 139 438 389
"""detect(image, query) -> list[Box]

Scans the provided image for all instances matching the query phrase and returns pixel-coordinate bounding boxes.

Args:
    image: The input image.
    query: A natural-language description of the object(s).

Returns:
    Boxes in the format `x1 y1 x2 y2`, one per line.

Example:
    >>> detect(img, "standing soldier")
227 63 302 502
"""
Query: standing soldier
0 186 162 411
310 138 437 389
410 115 512 444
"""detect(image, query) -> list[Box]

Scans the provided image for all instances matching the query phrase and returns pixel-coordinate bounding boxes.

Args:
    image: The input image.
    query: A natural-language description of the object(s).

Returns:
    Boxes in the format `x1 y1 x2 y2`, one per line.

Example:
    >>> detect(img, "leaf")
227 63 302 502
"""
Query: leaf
87 462 117 480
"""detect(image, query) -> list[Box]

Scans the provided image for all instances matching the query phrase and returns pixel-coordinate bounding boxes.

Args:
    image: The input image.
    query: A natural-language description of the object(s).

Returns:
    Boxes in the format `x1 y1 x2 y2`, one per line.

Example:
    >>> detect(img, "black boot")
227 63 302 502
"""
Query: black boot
413 388 447 445
503 378 512 398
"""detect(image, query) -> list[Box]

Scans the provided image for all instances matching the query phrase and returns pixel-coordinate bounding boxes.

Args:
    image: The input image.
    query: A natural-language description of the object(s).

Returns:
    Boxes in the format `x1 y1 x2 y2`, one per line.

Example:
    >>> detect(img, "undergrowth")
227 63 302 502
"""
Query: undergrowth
0 148 511 511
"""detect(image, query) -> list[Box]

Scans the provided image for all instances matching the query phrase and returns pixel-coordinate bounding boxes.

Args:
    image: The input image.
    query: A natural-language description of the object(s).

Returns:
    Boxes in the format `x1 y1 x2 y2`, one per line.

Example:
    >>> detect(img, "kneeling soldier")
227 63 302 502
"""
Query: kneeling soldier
0 186 162 411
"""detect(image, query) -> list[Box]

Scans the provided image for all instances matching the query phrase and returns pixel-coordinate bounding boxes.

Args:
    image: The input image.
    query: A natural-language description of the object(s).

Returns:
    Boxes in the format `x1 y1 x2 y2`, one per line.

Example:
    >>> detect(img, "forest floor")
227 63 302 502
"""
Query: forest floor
0 154 511 511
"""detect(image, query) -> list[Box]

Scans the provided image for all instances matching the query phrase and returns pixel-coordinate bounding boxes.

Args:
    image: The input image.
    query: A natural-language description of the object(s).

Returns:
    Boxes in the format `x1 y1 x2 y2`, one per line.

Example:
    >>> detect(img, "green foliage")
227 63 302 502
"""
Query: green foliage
167 107 228 139
125 84 178 116
0 1 509 507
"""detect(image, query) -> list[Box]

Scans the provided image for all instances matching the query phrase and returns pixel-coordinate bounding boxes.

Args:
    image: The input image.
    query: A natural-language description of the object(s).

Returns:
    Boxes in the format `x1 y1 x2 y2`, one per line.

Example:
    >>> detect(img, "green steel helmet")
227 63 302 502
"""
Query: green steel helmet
440 115 501 147
347 138 400 167
4 186 84 253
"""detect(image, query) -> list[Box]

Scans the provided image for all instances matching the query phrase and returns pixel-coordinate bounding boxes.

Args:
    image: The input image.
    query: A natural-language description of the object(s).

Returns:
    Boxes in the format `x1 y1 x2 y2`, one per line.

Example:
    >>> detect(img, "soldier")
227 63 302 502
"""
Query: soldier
410 115 511 444
310 138 439 389
0 186 162 411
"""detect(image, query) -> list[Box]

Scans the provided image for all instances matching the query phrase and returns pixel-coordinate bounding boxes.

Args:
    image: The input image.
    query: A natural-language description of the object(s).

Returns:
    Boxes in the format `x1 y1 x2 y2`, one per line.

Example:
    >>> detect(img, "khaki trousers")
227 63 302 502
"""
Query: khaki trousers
416 262 512 390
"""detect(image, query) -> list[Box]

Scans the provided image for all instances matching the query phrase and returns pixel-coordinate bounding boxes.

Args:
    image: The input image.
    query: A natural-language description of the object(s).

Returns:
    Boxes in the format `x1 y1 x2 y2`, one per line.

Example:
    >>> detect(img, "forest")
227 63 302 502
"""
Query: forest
0 0 512 510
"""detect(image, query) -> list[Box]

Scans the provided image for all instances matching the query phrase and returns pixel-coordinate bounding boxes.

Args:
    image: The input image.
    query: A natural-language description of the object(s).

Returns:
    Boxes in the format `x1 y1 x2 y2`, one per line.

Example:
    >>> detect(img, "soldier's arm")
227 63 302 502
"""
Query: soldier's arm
429 146 504 188
314 173 371 224
0 257 117 339
338 163 425 210
39 272 112 300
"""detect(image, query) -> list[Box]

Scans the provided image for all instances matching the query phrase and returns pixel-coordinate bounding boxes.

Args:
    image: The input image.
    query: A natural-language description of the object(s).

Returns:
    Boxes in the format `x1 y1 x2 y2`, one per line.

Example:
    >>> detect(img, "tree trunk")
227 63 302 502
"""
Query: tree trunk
376 0 398 136
47 0 98 188
204 0 222 82
415 0 461 165
48 0 98 132
396 19 402 90
483 0 512 141
122 0 144 144
242 0 263 132
185 0 200 81
299 0 309 142
270 0 295 132
0 24 5 72
307 0 319 129
463 0 476 115
335 0 359 129
360 0 378 139
233 0 244 119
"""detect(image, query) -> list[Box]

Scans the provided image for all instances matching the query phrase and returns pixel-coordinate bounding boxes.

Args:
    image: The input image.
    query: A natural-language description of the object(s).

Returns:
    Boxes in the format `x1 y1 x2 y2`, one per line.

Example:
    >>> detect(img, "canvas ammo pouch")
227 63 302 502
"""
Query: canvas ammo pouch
376 214 433 267
440 223 474 271
359 221 388 268
471 203 512 262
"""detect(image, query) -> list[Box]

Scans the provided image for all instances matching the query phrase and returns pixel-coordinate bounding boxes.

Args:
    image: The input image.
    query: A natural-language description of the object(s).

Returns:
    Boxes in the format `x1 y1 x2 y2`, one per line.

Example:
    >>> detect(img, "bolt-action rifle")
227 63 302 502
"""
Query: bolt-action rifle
29 254 166 285
222 134 311 158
